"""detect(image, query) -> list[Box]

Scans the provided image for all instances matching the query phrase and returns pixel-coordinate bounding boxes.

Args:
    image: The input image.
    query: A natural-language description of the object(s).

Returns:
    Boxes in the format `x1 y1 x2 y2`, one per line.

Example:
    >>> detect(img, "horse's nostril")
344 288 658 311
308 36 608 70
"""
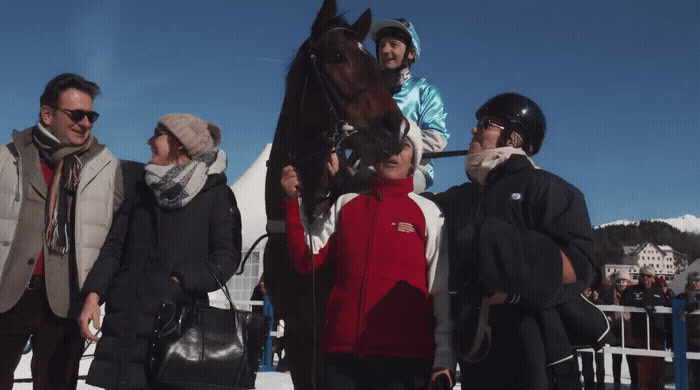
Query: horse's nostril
383 112 404 137
380 112 405 154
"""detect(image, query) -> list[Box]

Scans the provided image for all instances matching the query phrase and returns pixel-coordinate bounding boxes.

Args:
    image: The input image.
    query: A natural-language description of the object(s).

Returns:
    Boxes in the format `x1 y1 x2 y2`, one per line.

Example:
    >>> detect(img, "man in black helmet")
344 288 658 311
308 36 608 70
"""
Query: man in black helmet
425 93 607 390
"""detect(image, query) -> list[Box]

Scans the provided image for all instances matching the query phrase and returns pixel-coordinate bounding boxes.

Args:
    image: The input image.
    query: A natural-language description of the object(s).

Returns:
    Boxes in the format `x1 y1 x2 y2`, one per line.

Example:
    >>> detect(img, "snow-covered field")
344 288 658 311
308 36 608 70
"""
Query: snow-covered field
13 345 657 390
12 343 296 390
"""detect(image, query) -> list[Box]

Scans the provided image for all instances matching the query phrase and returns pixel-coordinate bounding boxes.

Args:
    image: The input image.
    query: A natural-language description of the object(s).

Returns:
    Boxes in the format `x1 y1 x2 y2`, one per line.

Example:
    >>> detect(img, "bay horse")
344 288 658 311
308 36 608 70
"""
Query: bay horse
263 0 406 388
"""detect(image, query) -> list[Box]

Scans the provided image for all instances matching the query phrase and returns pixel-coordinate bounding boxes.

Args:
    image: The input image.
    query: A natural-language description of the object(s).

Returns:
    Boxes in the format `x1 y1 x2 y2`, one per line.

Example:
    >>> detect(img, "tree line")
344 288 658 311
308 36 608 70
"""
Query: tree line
594 221 700 267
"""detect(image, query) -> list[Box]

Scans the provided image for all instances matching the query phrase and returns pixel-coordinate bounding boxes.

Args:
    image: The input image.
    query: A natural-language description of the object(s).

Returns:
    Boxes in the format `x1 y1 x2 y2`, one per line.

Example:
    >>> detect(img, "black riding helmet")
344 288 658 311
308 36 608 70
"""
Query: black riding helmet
475 93 546 156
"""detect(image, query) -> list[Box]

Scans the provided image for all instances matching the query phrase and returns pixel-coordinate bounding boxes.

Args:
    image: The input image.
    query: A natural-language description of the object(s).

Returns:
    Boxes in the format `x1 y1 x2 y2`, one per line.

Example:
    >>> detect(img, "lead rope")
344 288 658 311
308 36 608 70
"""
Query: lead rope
300 196 319 390
309 235 318 390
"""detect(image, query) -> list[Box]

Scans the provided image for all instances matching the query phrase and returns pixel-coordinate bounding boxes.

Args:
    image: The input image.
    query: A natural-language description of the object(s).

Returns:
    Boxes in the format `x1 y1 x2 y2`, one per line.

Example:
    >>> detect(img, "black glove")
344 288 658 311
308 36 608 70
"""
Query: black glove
644 305 656 317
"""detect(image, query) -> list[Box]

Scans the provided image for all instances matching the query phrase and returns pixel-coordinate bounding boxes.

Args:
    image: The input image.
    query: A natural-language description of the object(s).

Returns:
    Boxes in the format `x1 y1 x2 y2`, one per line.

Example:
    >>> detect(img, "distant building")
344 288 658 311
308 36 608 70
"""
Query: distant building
605 243 689 282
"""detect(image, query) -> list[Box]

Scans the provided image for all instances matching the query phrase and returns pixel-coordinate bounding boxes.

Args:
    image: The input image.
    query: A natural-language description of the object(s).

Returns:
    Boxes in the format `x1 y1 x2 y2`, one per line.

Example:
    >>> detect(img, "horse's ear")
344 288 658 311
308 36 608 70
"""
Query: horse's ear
311 0 337 39
351 9 372 41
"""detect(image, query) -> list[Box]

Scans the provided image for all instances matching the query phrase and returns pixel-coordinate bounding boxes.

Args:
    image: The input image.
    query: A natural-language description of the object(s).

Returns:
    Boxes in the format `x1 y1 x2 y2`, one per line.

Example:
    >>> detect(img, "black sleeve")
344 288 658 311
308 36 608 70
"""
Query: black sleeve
81 196 132 301
533 174 597 288
477 216 563 309
619 287 636 307
174 186 242 293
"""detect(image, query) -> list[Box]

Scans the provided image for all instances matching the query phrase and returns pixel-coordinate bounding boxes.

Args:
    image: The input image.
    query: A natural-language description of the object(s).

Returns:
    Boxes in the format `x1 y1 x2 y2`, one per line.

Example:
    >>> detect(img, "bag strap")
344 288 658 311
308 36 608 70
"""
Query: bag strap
206 262 236 312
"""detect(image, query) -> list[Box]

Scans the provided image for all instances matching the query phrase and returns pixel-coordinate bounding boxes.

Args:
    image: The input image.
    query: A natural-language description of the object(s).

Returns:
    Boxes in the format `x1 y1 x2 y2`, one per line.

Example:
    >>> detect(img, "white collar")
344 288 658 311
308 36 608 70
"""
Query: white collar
464 147 537 185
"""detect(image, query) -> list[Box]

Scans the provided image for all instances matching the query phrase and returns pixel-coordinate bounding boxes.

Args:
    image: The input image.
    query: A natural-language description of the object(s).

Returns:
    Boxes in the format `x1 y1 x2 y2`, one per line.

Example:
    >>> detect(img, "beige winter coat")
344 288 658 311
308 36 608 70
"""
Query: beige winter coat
0 127 122 318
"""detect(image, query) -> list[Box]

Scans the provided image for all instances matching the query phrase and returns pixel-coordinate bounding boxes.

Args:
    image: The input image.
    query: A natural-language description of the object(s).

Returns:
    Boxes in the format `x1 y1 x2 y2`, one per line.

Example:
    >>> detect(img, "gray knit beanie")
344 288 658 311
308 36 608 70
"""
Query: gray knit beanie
157 113 221 158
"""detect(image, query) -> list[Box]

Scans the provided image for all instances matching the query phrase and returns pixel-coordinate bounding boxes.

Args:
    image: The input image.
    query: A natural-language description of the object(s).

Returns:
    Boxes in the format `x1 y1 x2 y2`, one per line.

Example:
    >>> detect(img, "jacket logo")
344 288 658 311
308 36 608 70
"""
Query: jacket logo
511 193 522 201
393 222 415 233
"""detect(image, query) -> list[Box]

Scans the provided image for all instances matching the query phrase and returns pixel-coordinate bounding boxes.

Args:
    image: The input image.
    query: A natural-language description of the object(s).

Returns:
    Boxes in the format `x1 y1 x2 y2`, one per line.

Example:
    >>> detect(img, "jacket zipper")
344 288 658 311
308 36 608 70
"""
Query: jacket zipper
356 185 383 352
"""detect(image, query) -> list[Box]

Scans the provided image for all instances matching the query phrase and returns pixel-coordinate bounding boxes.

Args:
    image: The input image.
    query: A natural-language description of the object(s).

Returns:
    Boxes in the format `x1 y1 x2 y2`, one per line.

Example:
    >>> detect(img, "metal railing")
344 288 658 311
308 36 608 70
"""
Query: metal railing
14 299 698 388
589 300 698 389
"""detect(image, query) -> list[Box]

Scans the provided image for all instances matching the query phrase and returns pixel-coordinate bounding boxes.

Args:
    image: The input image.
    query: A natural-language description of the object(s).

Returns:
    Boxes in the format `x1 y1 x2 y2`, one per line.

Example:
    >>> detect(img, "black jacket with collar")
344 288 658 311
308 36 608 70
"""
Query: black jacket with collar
620 283 670 340
427 154 597 306
82 170 242 389
425 154 601 388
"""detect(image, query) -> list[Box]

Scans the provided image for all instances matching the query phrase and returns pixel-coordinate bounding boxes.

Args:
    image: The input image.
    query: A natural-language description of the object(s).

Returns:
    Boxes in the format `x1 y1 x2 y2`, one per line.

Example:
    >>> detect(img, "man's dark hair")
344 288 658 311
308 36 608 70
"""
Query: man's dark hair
40 73 101 107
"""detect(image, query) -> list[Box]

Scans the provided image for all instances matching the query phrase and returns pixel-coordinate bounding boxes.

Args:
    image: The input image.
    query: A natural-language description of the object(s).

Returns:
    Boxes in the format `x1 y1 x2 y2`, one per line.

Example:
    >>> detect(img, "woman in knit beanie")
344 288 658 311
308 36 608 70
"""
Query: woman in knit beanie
78 114 242 389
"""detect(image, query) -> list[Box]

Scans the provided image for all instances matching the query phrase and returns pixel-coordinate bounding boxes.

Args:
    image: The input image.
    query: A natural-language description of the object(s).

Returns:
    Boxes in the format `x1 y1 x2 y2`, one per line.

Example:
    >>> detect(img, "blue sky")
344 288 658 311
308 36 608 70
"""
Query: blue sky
1 0 698 225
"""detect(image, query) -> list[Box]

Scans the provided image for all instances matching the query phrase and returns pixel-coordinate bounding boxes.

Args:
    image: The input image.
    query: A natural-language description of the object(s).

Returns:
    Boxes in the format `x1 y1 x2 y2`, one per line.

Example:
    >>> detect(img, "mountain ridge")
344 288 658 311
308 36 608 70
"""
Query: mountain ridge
596 214 700 235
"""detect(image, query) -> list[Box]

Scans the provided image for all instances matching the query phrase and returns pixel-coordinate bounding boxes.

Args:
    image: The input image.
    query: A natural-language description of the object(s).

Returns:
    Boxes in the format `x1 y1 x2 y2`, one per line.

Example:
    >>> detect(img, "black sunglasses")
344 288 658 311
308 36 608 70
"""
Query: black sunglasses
148 127 173 142
52 106 100 124
476 117 505 131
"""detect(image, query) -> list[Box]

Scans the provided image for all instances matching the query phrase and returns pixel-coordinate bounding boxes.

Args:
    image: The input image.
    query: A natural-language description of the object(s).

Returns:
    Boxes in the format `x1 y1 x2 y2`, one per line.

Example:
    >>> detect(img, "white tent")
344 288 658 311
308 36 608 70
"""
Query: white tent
211 143 271 307
230 143 271 249
669 259 700 295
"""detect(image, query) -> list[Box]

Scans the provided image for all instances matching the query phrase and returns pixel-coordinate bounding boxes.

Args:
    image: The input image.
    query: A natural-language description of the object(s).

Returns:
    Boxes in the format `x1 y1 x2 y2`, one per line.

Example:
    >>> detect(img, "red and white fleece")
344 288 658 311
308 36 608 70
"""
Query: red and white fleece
285 175 454 370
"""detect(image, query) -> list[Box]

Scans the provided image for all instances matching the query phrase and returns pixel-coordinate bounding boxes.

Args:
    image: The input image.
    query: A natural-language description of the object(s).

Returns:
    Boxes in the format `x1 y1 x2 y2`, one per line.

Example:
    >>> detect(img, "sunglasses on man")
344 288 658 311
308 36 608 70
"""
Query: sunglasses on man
52 106 100 124
476 117 506 131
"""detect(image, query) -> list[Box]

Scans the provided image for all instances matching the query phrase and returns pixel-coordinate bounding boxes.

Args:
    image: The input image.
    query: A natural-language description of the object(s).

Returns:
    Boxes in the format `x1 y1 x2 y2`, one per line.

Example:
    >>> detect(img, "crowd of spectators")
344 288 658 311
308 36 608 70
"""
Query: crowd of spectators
577 268 699 390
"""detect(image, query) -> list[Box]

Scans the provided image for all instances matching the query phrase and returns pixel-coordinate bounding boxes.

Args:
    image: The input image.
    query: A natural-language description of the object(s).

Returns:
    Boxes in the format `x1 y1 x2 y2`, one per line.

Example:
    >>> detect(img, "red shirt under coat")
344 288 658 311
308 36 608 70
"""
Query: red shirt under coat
33 155 56 276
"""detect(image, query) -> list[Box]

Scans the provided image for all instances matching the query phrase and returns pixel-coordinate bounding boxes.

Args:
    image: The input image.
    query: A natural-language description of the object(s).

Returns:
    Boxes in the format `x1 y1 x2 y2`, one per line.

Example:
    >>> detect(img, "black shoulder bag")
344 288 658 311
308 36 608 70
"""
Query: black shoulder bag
149 264 270 389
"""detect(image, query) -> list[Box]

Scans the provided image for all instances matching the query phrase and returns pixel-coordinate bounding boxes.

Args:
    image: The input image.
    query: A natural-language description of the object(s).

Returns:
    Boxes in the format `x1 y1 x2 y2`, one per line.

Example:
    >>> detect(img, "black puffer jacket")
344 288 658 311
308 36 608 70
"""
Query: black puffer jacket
428 155 597 304
82 171 241 390
678 290 700 351
426 155 603 388
620 283 670 340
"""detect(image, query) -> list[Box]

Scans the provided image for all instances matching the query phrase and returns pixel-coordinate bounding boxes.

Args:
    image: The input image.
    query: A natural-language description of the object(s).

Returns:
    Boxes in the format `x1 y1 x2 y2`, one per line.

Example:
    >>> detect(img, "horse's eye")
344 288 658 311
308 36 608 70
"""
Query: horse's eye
328 51 345 63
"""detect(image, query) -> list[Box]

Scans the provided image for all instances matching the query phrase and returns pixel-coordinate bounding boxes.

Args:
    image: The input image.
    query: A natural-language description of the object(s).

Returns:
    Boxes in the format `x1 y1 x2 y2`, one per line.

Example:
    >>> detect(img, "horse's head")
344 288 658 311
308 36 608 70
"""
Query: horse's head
305 0 406 163
271 0 406 217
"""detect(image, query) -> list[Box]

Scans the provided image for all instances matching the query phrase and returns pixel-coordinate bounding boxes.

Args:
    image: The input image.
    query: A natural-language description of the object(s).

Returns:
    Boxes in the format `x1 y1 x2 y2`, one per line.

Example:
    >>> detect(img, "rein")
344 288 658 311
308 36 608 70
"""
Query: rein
306 27 360 157
424 149 470 159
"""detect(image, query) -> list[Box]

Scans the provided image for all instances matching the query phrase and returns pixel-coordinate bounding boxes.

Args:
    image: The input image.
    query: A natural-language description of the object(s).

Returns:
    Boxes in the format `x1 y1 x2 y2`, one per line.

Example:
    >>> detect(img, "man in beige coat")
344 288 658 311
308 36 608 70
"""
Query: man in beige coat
0 73 123 389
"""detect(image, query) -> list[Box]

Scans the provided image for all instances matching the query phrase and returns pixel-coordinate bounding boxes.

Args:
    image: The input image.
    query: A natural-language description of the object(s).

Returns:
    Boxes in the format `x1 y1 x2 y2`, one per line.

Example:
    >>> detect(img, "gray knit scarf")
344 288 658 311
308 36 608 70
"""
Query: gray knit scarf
144 149 226 210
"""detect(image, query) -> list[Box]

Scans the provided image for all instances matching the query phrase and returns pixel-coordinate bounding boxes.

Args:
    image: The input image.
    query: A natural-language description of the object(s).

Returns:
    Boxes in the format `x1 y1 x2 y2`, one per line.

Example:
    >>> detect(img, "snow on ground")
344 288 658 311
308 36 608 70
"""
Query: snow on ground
12 344 296 389
14 344 662 390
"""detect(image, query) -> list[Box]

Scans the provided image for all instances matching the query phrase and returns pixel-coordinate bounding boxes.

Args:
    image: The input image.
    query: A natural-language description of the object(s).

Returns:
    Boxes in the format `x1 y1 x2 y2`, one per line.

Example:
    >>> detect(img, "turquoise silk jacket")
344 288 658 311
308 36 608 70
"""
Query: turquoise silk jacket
393 73 448 187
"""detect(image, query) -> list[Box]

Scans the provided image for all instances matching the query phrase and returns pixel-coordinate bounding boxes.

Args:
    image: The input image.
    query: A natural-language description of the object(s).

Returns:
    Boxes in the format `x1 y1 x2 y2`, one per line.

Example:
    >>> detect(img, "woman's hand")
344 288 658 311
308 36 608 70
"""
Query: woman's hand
281 166 302 199
78 292 102 342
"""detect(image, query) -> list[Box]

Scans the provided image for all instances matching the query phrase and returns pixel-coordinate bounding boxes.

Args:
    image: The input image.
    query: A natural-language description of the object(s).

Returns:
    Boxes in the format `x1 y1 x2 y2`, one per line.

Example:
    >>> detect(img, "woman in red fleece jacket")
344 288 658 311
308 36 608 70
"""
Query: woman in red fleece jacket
281 122 454 390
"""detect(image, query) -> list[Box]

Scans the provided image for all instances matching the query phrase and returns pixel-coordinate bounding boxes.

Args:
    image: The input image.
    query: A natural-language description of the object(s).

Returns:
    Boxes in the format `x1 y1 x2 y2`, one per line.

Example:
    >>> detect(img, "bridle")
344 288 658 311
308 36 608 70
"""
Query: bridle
303 26 361 159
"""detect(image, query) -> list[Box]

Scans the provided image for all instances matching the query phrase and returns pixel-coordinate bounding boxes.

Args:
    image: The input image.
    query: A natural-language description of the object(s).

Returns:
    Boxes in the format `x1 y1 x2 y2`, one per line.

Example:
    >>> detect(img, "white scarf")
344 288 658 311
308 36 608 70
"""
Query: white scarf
397 67 411 85
464 147 538 185
145 148 227 209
